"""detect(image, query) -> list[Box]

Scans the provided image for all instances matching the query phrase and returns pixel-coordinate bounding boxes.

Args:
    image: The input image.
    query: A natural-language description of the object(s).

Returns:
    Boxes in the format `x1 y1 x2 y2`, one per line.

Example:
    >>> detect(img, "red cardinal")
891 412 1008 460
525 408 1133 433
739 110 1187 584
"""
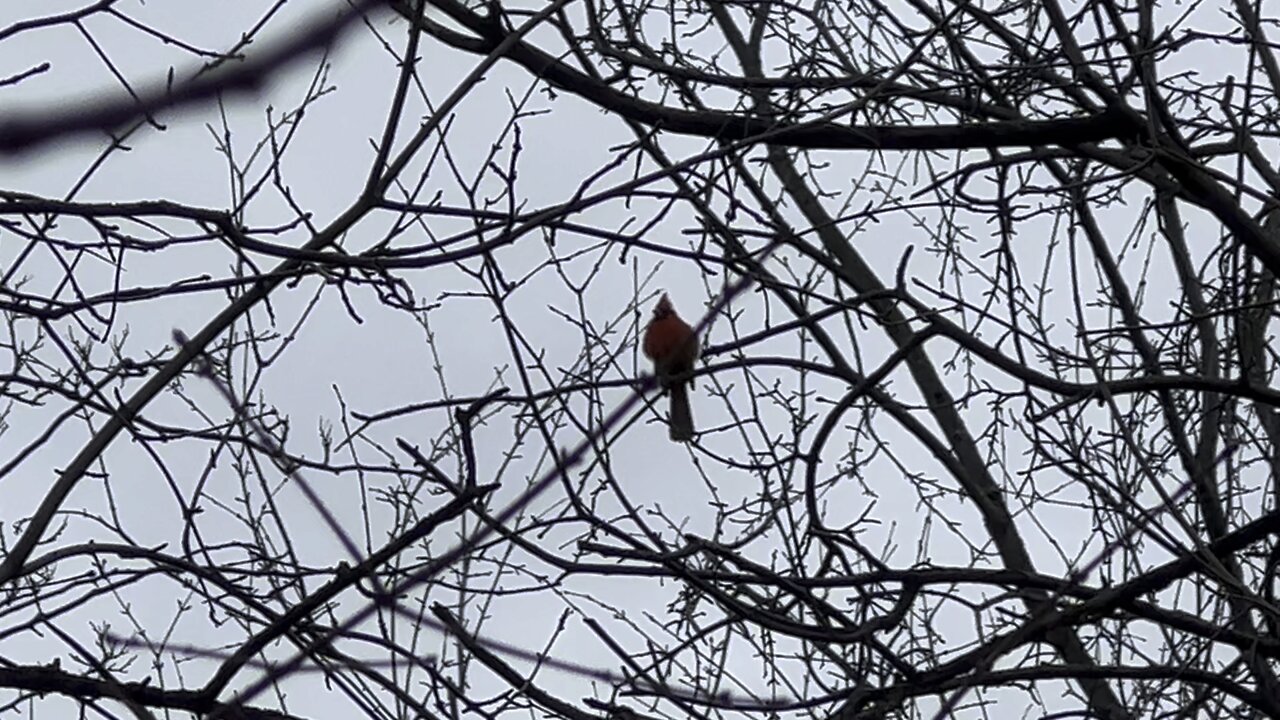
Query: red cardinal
643 293 698 442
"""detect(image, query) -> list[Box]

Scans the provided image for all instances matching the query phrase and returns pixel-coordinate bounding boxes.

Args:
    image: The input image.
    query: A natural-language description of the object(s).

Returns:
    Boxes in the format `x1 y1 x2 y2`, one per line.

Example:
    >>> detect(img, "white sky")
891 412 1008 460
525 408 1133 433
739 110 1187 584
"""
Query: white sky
0 1 1267 718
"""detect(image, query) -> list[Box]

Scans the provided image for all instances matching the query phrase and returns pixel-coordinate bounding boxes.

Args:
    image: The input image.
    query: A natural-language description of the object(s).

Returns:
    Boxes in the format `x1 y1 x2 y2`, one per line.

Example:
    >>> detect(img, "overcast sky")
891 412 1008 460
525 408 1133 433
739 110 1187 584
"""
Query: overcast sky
0 1 1261 717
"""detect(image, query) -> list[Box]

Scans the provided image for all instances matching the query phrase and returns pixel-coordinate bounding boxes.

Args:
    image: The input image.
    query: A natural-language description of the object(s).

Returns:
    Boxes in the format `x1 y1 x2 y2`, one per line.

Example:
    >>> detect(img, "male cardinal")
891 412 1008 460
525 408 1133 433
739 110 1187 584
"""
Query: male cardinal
643 293 698 442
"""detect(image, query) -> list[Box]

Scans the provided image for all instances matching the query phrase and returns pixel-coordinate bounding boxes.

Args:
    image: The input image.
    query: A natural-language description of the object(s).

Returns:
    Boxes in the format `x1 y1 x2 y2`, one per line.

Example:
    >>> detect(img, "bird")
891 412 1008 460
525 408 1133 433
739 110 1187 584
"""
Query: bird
643 293 698 442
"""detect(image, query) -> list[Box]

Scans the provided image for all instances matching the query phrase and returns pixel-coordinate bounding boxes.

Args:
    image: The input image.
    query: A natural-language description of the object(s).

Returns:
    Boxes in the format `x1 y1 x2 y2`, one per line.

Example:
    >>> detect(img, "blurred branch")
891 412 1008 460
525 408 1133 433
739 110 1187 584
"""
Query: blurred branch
0 0 392 156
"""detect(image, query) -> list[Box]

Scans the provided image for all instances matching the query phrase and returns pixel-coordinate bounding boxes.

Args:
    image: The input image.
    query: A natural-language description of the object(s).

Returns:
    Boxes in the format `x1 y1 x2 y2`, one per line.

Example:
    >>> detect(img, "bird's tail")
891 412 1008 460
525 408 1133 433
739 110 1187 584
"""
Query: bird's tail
668 382 694 442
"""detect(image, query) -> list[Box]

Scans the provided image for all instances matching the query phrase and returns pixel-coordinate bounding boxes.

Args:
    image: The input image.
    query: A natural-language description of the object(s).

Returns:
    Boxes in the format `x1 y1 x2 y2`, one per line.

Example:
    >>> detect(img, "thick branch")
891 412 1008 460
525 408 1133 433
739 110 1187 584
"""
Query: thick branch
411 0 1134 151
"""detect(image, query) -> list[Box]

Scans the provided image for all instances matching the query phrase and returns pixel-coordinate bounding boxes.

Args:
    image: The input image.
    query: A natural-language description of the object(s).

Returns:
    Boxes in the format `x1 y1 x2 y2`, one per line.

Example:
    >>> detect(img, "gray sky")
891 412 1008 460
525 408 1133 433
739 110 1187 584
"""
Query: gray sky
1 1 1264 718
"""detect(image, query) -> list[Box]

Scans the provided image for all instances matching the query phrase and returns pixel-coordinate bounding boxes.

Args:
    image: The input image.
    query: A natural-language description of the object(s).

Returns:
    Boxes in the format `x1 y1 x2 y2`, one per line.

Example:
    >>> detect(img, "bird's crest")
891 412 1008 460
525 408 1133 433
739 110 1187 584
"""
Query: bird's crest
653 293 675 318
